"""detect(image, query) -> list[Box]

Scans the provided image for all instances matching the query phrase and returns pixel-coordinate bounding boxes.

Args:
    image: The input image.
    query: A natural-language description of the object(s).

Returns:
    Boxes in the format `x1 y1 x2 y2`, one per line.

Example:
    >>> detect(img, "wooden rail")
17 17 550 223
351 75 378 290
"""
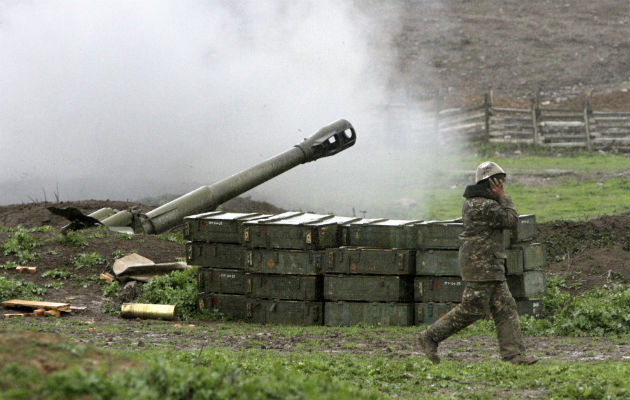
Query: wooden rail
433 93 630 151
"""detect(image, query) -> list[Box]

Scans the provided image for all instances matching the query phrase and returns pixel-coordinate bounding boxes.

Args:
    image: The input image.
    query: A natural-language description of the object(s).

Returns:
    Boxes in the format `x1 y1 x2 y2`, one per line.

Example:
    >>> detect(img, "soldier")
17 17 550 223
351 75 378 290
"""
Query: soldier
418 161 538 365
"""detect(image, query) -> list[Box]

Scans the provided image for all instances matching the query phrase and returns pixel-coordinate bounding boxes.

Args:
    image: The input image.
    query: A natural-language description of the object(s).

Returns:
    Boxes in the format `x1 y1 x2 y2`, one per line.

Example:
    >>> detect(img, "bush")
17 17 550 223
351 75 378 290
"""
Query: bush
522 277 630 336
58 231 89 248
42 268 73 280
71 252 106 269
2 228 41 264
138 268 199 320
0 275 45 301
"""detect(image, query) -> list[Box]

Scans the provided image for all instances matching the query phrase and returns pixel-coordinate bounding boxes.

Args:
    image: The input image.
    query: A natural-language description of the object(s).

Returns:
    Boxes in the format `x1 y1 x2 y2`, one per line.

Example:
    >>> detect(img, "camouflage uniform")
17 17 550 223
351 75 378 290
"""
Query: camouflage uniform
423 184 526 360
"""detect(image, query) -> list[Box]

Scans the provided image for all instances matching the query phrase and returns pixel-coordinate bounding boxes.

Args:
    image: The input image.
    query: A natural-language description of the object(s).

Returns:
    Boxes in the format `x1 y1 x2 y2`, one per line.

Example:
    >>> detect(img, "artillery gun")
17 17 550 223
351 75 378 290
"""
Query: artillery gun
51 119 356 234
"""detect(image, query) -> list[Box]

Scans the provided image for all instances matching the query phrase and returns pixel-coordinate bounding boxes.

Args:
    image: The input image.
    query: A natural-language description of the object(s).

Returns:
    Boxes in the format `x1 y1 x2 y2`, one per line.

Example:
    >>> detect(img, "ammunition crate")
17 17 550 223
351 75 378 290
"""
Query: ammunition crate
415 221 463 249
244 212 358 250
507 271 546 298
416 250 460 276
245 249 324 275
509 214 537 243
198 293 248 320
414 277 465 302
414 302 457 325
342 218 419 248
246 274 322 301
324 301 414 326
325 247 415 275
516 298 543 318
186 242 245 269
198 268 247 294
513 243 545 270
324 275 413 302
246 299 323 325
184 211 271 243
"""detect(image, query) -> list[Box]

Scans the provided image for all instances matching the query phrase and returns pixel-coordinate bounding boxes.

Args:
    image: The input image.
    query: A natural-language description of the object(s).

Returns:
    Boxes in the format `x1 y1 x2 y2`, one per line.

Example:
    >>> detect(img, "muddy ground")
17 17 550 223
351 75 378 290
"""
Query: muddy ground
375 0 629 107
0 198 628 364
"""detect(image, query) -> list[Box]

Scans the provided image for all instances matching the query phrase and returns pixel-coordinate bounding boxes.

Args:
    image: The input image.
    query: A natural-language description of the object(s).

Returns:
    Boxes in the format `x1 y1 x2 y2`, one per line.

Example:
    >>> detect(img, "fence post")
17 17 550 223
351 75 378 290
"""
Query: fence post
583 98 592 151
484 91 492 142
531 97 540 145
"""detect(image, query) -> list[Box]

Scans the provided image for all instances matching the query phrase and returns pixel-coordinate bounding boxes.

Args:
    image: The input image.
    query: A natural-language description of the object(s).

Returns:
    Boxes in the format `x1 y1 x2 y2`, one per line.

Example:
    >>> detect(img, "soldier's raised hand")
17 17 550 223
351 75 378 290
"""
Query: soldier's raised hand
489 177 505 198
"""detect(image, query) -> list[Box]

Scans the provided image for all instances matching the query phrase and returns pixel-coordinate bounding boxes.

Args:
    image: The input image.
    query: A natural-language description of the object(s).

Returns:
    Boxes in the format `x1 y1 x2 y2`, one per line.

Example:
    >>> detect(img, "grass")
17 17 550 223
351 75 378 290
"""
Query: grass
424 176 630 222
0 329 627 400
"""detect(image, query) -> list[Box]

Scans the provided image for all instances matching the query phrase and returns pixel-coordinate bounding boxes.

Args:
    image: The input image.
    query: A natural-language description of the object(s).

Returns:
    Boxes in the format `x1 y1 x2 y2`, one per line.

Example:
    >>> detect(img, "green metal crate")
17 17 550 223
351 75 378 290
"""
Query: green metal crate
343 218 420 249
325 247 415 275
184 211 271 243
243 212 359 250
414 302 457 325
246 299 323 325
324 301 414 326
415 276 465 302
324 275 413 302
198 267 247 294
246 274 322 301
198 292 248 320
507 271 546 298
516 298 543 318
245 249 324 275
186 242 245 269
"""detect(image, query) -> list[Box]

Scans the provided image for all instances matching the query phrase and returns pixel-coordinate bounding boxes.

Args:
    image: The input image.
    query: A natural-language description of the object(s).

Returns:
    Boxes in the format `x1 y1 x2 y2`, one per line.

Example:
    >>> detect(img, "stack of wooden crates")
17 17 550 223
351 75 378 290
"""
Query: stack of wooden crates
185 211 545 326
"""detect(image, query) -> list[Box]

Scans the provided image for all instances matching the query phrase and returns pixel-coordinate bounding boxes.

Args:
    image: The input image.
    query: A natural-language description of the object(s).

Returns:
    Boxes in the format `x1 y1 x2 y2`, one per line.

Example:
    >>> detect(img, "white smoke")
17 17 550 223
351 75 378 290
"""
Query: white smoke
0 0 462 218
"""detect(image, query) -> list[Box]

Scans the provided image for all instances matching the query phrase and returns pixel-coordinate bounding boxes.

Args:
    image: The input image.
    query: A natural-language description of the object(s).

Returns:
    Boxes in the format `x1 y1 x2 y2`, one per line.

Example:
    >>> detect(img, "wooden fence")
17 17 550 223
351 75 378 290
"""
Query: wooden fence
436 95 630 151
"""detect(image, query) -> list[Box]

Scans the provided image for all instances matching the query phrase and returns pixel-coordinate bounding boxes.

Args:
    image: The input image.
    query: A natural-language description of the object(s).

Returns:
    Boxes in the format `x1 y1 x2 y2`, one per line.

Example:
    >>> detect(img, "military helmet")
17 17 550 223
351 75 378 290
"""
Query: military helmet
475 161 505 183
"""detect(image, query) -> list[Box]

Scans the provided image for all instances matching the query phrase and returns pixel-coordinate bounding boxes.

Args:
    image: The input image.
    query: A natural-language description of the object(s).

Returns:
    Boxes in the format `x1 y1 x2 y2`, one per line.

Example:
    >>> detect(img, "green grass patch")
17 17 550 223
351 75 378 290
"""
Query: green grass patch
0 333 628 400
70 252 106 269
424 177 630 222
466 152 629 173
0 275 45 301
58 230 89 248
41 268 73 280
138 268 201 320
1 228 41 264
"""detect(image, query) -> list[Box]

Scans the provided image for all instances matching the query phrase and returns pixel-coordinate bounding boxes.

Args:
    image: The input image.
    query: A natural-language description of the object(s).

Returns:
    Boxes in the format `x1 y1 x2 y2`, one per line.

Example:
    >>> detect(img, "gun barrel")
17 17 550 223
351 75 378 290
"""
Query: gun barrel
100 119 356 234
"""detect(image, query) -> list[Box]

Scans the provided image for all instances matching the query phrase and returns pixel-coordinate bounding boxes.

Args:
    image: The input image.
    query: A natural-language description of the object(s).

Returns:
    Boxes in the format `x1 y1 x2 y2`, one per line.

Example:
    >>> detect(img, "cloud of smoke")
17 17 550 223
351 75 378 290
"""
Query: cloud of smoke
0 0 462 218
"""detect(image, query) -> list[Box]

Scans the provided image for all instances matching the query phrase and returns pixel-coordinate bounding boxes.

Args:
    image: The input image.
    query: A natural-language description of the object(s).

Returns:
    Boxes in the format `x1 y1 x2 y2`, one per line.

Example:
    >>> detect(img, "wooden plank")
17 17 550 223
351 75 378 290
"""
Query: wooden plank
1 299 70 310
439 112 485 125
491 107 531 114
438 122 483 133
539 108 579 113
544 135 586 141
547 142 587 148
438 104 485 116
592 112 630 117
540 121 585 127
489 138 535 144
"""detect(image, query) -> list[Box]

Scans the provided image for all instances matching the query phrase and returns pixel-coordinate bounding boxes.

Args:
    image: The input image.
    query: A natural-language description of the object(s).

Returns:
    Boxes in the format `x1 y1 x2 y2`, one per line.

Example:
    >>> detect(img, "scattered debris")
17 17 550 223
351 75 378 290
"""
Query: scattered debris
99 272 115 281
1 299 84 318
120 303 177 321
16 266 36 274
113 253 189 282
1 299 70 311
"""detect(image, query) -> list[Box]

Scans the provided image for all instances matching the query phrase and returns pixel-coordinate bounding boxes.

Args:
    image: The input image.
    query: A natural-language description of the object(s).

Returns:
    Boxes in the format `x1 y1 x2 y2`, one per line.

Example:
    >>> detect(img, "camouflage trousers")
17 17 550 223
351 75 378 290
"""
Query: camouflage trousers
424 281 525 360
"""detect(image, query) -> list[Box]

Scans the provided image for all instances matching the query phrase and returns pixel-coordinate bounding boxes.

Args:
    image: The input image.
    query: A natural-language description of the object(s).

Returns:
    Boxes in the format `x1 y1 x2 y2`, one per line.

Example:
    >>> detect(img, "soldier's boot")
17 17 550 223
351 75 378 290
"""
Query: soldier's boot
417 331 440 364
504 354 539 365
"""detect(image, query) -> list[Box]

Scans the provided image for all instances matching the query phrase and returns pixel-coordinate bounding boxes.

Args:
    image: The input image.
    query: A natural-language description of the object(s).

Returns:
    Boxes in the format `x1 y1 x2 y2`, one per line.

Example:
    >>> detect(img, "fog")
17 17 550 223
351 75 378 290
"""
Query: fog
0 1 464 218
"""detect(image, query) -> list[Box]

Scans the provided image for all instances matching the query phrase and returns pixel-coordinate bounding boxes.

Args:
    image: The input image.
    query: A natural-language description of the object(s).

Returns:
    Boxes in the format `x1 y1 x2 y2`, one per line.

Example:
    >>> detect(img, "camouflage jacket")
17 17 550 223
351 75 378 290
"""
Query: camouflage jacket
458 184 519 281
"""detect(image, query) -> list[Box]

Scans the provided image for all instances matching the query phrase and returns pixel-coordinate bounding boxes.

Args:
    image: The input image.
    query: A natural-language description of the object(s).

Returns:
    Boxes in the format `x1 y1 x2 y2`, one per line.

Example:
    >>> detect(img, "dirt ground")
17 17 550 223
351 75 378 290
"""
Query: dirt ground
376 0 629 107
0 199 628 365
2 1 629 366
